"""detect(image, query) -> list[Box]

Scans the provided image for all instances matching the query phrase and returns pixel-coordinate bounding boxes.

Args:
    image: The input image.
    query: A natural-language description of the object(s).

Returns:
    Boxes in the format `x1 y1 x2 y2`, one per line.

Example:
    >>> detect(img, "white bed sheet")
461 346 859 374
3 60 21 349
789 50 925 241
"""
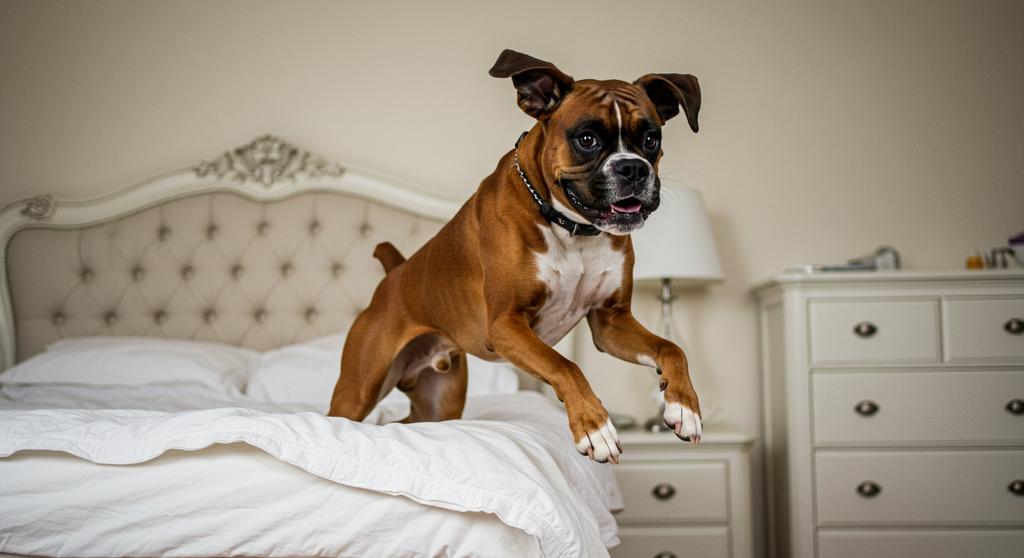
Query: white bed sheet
0 386 622 558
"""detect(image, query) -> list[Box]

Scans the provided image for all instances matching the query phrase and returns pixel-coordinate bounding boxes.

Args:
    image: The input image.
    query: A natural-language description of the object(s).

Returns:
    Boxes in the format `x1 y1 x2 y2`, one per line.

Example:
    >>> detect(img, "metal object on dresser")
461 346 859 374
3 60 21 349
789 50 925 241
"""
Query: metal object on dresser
787 245 902 274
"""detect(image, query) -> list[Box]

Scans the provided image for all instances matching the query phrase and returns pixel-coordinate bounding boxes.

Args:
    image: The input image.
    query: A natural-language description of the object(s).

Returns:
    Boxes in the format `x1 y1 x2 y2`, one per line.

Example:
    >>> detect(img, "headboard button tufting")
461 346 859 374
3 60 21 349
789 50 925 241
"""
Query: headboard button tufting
5 182 447 362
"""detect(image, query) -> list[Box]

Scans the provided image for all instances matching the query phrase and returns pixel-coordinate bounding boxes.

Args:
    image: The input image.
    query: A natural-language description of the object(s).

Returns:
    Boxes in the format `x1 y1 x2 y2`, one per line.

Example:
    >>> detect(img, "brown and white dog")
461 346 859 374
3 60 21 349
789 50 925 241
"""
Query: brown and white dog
328 49 703 463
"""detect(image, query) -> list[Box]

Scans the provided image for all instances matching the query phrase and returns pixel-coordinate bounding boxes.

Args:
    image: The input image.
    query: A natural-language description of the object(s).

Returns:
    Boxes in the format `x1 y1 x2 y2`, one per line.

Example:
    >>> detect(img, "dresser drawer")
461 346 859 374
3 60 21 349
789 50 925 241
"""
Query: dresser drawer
611 526 729 558
808 299 941 365
818 529 1024 558
815 450 1024 526
944 297 1024 363
613 462 727 524
813 371 1024 446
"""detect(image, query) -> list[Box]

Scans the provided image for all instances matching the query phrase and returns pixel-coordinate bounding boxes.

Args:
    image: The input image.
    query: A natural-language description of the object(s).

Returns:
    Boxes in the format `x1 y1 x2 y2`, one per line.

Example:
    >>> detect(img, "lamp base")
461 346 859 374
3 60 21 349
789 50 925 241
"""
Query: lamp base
642 277 678 434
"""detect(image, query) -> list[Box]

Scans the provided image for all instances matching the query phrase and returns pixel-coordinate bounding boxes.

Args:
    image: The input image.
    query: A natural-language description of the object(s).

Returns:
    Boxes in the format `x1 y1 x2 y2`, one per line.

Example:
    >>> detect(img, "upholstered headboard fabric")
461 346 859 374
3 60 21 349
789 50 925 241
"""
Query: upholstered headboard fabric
0 135 456 366
7 191 442 361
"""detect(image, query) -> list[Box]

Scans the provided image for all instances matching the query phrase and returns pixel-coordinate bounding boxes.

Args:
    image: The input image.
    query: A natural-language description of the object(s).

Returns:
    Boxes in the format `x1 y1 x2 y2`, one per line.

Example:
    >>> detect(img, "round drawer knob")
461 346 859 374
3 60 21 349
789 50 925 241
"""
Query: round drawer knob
856 481 881 498
853 321 878 338
1009 479 1024 496
1007 399 1024 416
854 400 880 417
654 552 678 558
1005 318 1024 335
652 483 676 501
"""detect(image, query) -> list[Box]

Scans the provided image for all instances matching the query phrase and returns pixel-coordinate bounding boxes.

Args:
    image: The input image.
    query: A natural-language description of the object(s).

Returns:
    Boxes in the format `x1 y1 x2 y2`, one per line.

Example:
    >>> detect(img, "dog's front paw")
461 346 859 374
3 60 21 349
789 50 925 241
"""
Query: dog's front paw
575 417 622 464
663 397 702 445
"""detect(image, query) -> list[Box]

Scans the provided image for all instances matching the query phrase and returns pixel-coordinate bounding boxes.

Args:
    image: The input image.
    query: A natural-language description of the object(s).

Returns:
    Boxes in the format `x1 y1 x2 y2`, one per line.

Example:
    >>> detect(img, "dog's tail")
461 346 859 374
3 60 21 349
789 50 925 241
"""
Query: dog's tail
373 242 406 273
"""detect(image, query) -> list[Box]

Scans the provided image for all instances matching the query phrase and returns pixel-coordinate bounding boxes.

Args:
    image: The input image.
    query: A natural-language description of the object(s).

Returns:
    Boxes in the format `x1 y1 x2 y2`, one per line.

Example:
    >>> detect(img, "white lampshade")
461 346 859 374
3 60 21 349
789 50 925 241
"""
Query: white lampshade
631 185 723 286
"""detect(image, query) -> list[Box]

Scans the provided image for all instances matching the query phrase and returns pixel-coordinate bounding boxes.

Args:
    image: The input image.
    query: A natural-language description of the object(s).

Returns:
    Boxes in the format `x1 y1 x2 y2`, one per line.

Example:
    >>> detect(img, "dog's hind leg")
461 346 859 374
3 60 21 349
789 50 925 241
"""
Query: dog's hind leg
327 307 422 421
399 351 468 423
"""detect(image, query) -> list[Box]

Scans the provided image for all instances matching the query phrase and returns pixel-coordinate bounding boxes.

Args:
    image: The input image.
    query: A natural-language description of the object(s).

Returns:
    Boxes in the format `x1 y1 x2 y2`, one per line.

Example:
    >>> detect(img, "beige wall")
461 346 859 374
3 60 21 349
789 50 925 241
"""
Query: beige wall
3 0 1023 441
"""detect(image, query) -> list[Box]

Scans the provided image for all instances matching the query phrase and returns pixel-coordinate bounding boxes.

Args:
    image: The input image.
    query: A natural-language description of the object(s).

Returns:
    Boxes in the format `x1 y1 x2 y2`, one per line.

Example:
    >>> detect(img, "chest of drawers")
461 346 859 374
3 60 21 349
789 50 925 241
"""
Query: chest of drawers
754 270 1024 558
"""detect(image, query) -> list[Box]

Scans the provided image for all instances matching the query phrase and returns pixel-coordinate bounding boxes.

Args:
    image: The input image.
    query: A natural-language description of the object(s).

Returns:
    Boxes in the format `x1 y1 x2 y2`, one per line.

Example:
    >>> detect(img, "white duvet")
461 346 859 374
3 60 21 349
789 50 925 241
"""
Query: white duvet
0 390 622 558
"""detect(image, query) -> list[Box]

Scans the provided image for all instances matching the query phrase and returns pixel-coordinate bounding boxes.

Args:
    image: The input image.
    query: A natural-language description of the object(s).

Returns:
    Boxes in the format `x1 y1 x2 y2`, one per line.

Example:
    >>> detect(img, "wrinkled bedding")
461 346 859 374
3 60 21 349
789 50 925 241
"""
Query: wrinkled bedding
0 390 622 557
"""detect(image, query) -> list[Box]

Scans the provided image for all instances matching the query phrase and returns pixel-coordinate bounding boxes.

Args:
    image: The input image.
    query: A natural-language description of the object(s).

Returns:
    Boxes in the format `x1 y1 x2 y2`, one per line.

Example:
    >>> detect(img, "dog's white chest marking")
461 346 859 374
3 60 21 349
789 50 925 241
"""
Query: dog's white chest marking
532 225 624 346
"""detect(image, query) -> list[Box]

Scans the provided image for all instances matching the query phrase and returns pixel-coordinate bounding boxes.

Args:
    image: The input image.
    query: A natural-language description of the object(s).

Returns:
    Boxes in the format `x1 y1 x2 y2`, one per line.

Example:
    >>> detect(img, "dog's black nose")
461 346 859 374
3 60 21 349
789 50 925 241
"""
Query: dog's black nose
611 158 650 183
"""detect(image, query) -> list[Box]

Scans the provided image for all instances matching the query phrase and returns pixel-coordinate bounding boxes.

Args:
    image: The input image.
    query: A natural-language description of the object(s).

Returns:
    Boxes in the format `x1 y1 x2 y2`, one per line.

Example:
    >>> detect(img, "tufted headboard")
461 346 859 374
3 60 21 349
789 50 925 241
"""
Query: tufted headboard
0 135 459 367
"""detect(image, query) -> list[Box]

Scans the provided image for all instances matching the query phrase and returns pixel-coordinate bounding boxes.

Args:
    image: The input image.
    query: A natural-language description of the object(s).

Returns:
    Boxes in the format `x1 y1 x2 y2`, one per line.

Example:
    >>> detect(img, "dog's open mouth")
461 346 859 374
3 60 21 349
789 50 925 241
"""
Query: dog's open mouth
606 197 643 216
563 183 644 218
560 181 653 234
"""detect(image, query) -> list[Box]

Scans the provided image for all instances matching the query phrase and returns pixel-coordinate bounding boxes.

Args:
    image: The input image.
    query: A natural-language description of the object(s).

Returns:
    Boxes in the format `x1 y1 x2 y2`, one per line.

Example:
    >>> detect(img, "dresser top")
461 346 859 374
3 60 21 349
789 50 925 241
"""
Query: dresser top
753 269 1024 292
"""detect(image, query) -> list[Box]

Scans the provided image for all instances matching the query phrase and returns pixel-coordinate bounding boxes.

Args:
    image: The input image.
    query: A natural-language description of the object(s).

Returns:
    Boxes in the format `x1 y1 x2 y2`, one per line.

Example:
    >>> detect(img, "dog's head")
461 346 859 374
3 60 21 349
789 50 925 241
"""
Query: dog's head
490 49 700 235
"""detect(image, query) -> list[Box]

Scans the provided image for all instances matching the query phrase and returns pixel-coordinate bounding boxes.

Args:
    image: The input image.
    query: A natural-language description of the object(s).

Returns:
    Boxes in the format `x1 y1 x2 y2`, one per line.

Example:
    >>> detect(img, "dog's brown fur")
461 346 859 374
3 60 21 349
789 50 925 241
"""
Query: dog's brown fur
329 50 703 459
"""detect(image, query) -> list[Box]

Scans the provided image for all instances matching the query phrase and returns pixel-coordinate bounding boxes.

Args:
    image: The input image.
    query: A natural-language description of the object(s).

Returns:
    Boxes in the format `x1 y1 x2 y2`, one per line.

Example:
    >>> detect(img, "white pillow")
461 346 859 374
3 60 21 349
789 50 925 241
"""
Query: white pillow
244 333 346 409
246 332 520 411
0 337 258 393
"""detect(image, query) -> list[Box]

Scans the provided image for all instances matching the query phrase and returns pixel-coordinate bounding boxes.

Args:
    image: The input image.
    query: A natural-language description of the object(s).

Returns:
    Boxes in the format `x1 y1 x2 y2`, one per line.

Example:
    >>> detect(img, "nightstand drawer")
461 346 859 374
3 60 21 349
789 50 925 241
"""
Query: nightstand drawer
809 299 941 365
613 462 727 524
815 450 1024 526
817 529 1024 558
812 371 1024 446
611 526 729 558
944 297 1024 363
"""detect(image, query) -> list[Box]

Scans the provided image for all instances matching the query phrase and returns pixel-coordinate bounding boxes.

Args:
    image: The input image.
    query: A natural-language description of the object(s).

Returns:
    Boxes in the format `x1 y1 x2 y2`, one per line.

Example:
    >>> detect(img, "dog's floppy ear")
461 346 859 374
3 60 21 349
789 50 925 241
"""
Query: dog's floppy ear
634 73 701 132
489 49 574 119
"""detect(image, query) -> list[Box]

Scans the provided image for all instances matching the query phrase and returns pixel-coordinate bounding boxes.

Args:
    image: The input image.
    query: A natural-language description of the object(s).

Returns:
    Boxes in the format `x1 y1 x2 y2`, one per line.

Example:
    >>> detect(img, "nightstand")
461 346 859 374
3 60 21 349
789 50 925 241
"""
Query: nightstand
610 430 754 558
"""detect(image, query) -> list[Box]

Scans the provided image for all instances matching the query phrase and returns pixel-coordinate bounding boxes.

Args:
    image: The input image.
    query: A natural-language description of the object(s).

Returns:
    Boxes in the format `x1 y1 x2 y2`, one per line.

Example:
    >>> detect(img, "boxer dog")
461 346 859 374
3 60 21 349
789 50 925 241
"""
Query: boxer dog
329 49 703 463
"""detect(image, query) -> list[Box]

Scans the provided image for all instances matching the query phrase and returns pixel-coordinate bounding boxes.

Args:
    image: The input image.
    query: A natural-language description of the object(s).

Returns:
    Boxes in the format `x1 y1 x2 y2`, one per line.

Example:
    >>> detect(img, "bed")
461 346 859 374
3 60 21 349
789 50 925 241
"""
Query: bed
0 135 623 557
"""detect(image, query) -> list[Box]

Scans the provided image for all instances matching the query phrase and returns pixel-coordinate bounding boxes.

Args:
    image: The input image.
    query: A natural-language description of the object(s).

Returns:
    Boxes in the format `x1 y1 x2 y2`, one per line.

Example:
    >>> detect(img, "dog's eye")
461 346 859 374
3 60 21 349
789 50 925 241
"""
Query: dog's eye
643 131 660 152
575 132 600 151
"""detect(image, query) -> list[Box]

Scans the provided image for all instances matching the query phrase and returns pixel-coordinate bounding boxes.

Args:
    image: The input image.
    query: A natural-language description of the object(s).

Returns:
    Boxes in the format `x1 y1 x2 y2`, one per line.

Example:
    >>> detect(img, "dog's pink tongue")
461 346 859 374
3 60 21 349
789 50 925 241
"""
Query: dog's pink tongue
610 201 642 214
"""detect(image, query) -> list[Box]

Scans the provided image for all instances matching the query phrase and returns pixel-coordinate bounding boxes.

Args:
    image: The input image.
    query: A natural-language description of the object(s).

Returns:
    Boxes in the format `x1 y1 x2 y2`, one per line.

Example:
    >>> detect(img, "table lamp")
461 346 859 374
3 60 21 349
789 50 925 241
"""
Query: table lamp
631 185 723 431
